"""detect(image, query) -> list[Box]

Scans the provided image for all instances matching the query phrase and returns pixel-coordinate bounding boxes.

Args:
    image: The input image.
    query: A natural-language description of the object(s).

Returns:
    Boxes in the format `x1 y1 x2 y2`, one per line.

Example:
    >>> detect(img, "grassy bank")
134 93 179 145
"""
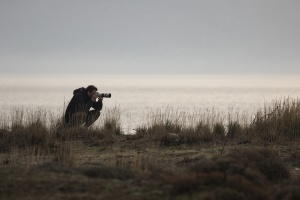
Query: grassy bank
1 97 300 199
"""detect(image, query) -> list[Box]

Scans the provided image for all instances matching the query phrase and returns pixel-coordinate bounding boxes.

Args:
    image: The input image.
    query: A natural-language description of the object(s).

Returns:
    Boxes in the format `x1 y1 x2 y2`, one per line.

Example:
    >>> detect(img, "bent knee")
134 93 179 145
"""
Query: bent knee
73 111 87 118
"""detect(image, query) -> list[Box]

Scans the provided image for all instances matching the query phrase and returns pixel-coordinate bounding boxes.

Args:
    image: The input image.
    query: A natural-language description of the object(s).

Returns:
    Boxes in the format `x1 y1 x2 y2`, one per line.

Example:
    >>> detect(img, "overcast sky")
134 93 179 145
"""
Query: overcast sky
1 0 299 75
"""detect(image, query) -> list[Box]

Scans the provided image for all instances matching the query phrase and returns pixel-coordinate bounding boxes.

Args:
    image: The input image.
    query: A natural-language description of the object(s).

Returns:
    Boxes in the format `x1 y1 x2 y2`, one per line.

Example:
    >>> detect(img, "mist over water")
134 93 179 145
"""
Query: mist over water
1 74 300 132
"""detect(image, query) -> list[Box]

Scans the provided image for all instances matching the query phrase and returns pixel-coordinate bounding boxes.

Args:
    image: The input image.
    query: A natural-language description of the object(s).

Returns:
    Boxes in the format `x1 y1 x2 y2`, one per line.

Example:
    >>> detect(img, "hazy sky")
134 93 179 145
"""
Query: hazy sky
1 0 299 75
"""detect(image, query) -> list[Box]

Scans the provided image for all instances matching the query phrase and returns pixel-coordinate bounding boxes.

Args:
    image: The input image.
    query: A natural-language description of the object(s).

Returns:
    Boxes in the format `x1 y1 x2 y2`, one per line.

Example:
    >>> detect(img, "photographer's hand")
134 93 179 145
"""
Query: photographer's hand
91 92 98 102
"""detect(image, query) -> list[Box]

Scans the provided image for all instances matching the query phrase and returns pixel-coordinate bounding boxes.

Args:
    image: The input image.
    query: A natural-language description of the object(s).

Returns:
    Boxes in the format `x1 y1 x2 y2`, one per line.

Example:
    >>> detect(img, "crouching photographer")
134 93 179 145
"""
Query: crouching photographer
64 85 111 128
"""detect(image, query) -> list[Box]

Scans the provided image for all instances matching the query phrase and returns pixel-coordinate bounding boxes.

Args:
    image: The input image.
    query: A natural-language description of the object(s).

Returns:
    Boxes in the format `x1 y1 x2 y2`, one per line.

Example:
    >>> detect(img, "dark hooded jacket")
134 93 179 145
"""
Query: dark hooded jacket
64 87 103 124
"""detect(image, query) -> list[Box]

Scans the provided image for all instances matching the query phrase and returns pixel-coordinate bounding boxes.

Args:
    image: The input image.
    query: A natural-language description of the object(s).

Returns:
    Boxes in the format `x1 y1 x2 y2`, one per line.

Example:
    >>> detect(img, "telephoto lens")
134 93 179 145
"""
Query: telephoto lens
96 93 111 98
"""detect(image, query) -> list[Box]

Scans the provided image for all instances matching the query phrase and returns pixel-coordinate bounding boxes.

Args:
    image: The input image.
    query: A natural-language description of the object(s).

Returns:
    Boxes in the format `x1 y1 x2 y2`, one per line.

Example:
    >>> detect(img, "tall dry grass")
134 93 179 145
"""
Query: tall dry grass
135 97 300 146
135 107 227 145
249 97 300 143
97 106 122 135
1 97 300 167
0 107 55 152
0 106 123 167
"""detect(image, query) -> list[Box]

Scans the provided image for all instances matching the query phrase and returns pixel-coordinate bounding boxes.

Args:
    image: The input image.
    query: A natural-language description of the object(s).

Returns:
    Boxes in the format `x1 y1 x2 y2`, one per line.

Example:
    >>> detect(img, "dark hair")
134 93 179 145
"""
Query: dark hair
86 85 98 92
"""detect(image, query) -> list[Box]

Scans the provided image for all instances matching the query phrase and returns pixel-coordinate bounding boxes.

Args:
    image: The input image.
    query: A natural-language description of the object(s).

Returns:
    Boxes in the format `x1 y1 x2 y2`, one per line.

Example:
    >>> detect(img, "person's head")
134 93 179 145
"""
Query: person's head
86 85 98 98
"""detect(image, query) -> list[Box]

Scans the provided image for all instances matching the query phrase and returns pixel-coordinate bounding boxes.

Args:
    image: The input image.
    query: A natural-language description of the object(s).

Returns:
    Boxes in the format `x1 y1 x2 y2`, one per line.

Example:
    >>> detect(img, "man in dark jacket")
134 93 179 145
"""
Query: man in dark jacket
64 85 103 128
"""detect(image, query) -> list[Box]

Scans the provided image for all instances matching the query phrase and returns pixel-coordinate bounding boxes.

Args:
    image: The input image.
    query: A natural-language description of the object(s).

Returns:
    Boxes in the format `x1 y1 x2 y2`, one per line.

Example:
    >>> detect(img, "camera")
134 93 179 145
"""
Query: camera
96 92 111 98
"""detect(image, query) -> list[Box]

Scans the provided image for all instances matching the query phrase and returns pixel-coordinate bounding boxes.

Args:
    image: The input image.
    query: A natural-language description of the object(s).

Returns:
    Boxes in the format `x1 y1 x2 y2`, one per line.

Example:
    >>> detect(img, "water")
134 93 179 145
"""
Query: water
1 74 300 132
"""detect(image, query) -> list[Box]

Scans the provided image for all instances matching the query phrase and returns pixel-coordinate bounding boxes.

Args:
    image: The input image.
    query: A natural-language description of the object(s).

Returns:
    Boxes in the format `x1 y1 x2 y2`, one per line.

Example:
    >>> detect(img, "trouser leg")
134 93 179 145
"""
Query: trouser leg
67 111 87 127
85 110 101 128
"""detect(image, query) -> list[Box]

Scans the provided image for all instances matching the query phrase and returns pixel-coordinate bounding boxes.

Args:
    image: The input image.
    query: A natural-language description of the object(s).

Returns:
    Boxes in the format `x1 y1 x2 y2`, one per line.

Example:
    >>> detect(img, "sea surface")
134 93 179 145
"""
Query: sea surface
1 74 300 133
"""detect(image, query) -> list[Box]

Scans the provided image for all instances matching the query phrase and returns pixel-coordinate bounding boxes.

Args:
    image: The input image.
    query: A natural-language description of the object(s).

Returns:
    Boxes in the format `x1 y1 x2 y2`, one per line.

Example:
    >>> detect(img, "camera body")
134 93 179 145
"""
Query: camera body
96 92 111 98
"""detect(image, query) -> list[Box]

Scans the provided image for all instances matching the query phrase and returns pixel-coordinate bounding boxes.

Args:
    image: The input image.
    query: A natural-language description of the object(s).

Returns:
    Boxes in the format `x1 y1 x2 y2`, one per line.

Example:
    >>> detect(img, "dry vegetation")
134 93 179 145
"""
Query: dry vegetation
1 97 300 199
